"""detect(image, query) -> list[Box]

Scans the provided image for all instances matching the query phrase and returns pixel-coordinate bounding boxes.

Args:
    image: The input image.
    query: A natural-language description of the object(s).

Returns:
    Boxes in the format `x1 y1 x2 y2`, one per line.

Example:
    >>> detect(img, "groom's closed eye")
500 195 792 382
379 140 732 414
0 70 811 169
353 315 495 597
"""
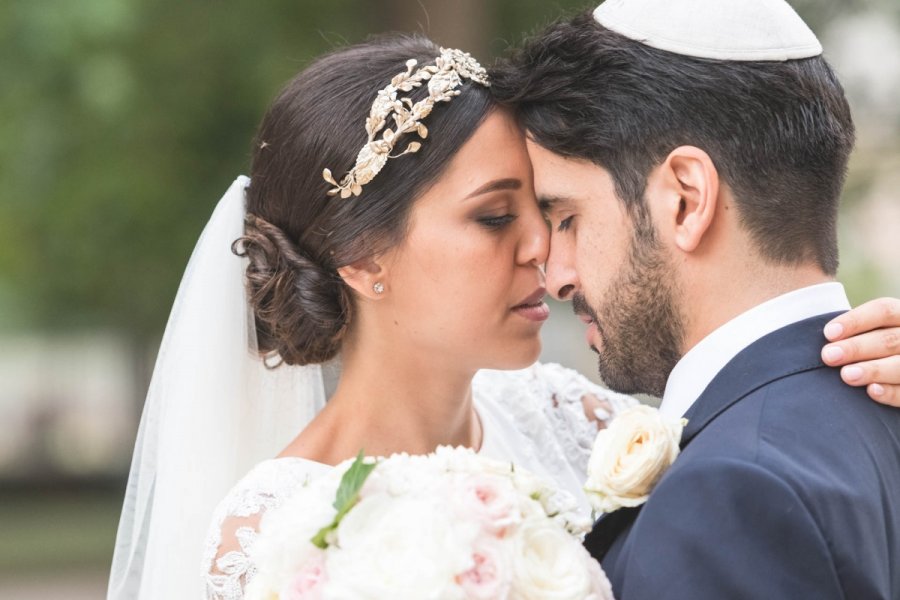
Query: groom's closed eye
538 195 577 228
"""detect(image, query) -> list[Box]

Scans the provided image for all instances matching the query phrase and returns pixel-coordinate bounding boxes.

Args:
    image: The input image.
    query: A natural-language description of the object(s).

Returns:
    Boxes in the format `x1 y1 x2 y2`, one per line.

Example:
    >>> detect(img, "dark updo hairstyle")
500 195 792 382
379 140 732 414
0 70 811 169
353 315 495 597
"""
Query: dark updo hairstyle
490 12 855 275
235 35 494 366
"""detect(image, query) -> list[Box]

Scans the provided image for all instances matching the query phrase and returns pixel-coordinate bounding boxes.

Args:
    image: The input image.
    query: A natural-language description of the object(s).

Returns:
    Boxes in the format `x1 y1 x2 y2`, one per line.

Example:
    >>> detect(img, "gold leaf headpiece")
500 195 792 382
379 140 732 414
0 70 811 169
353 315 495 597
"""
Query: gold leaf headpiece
322 47 490 198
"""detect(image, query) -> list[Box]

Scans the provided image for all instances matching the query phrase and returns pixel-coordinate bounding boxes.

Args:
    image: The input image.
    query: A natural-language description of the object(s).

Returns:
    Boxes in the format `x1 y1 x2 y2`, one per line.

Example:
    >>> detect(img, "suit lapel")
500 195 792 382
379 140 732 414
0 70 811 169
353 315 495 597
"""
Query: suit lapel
680 311 843 448
585 311 844 563
584 506 642 563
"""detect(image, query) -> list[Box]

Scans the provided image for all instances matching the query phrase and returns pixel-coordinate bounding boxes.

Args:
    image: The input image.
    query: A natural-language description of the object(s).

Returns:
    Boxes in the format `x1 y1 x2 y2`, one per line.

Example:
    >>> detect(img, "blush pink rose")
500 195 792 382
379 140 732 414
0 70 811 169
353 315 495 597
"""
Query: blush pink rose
281 555 327 600
456 537 511 599
452 474 520 535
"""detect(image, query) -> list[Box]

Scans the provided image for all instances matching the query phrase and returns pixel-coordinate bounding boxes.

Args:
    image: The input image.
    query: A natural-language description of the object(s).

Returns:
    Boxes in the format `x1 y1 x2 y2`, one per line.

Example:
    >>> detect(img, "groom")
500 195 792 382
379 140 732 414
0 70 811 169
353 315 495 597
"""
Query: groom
492 0 900 597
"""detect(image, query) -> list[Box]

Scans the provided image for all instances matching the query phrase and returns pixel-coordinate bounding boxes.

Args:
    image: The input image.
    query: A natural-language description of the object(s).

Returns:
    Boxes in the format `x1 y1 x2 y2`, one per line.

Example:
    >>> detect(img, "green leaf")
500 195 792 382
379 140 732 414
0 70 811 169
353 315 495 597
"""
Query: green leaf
333 450 377 512
310 450 376 549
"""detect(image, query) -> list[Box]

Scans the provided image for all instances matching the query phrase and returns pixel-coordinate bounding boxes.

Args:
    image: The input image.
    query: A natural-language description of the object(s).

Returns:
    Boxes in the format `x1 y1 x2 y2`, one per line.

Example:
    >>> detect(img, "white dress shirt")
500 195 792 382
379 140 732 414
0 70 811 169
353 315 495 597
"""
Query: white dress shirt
660 282 851 418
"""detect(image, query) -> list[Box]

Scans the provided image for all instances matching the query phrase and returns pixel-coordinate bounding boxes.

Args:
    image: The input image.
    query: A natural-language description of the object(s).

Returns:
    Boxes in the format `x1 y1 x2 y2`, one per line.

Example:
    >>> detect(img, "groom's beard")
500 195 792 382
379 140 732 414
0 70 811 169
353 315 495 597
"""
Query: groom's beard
578 227 684 398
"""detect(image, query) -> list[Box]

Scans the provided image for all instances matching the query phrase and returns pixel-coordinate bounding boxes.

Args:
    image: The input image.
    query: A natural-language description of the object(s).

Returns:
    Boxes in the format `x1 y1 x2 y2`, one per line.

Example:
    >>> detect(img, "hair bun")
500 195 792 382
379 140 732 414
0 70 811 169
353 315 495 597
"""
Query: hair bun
234 213 350 366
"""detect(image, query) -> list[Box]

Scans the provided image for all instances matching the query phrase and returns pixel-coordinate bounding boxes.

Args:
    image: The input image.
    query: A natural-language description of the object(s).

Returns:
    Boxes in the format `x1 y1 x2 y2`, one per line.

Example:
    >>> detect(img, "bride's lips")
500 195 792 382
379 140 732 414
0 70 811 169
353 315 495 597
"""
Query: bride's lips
512 287 550 322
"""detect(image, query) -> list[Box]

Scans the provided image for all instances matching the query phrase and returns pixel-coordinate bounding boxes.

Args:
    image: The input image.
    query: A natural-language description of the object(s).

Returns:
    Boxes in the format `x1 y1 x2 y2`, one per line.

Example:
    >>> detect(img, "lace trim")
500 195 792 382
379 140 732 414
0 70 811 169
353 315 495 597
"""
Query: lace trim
202 460 315 600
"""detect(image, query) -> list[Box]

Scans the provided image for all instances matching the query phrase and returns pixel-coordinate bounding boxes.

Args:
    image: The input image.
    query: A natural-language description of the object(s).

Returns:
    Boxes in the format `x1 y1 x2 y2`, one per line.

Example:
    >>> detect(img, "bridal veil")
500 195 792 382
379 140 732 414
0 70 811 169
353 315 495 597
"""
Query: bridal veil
107 176 331 599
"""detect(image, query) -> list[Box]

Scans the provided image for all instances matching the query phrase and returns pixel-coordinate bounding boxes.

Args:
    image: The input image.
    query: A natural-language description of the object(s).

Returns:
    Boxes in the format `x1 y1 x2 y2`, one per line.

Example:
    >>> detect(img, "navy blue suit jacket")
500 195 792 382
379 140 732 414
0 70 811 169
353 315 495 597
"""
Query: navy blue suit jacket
584 313 900 599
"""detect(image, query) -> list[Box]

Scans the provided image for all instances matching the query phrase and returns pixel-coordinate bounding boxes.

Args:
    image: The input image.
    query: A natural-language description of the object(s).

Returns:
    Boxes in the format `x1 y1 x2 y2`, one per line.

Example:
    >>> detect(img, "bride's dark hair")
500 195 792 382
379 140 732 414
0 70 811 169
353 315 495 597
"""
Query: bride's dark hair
235 35 494 366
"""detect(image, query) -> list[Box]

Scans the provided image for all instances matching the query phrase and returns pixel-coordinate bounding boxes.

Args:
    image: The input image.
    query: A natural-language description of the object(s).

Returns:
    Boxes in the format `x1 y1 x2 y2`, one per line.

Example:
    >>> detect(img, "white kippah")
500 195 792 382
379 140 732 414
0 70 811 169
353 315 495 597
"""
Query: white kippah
593 0 823 61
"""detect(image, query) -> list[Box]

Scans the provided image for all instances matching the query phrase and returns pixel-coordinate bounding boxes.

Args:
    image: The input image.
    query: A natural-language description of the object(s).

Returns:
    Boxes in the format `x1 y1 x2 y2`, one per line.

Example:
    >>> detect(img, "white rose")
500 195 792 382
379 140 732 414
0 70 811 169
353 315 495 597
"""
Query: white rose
245 477 339 599
585 554 615 600
324 491 477 600
510 519 599 599
585 405 686 514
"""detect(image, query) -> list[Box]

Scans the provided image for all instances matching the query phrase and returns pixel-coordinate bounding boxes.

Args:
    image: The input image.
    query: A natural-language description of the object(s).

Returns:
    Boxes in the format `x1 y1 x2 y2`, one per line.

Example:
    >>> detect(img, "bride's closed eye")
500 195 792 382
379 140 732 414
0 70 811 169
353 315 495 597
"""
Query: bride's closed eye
477 213 518 230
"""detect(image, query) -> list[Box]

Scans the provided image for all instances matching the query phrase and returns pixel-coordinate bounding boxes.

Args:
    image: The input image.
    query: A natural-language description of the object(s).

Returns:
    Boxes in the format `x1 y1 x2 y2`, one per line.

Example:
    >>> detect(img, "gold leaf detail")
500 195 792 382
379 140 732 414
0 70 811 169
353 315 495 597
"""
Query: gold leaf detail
321 47 488 199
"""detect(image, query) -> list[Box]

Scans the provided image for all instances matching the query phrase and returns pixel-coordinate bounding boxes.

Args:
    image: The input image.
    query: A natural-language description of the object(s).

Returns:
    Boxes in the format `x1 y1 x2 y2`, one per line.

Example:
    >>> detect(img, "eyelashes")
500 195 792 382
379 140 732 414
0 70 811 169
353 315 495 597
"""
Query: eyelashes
477 214 518 230
557 216 574 232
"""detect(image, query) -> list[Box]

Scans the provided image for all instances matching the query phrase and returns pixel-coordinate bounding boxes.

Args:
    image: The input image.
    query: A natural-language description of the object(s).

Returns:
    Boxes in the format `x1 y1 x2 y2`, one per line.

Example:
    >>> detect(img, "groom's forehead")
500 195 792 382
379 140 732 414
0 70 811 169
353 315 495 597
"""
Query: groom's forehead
527 142 618 209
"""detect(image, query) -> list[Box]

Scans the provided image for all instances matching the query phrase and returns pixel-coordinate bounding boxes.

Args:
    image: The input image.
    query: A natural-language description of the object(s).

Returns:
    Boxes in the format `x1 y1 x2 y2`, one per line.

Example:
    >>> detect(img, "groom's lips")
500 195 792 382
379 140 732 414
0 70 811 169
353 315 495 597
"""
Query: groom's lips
576 312 600 347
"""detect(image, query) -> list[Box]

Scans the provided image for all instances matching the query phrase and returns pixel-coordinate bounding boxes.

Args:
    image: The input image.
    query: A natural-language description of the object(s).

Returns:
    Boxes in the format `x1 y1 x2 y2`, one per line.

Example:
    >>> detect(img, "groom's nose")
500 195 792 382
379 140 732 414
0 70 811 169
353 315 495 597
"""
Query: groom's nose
545 242 579 301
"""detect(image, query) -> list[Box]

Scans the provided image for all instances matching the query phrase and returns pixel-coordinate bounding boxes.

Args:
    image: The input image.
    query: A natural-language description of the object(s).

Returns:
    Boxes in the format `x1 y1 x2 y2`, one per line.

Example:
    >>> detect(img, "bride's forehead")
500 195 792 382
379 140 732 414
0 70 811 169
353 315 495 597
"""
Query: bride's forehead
438 115 530 176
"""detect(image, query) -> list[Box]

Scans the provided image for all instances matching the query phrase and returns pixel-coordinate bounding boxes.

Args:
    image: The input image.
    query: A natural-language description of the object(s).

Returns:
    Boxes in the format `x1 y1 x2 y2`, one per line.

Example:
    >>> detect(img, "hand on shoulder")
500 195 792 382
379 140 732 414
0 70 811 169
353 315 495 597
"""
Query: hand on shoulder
821 297 900 406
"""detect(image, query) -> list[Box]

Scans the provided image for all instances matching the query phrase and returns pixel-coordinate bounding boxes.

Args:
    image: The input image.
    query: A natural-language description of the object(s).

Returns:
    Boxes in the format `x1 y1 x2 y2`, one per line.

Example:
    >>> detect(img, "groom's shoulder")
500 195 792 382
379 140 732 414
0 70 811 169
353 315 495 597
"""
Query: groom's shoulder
662 364 900 563
715 363 896 453
686 363 900 480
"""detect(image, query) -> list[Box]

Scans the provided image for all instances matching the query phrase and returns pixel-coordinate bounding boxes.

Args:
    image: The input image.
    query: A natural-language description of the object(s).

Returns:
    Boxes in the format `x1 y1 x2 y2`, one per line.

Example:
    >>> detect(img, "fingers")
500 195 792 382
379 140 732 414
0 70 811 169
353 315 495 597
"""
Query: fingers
581 393 612 430
824 297 900 341
822 327 900 366
838 354 900 388
866 383 899 407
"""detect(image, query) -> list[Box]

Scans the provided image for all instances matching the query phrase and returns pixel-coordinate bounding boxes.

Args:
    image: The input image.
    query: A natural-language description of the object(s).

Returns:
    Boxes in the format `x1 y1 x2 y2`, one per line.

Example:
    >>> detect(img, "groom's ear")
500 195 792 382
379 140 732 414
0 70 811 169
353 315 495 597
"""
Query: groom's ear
652 146 720 254
337 256 389 301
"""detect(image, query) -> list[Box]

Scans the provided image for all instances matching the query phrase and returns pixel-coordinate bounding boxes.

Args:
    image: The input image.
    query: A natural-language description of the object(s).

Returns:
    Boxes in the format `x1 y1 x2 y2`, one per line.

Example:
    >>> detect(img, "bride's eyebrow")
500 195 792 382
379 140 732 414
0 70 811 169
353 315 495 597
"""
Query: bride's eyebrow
464 178 521 200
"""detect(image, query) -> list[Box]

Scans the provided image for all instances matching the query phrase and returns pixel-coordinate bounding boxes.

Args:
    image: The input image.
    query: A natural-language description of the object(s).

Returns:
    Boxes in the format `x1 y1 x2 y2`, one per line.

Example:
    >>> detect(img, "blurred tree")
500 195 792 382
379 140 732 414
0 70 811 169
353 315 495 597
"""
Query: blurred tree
0 0 588 338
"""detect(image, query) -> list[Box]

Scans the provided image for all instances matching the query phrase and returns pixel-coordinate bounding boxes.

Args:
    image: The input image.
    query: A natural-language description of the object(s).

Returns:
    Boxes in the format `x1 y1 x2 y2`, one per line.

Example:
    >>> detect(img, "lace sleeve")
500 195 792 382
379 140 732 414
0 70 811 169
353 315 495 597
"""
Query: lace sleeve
202 459 326 600
473 362 638 486
530 362 638 476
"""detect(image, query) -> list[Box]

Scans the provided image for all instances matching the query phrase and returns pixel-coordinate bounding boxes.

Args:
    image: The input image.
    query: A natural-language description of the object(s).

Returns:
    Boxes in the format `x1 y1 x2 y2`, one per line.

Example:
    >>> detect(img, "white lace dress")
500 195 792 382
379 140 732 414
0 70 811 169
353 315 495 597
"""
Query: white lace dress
201 362 636 599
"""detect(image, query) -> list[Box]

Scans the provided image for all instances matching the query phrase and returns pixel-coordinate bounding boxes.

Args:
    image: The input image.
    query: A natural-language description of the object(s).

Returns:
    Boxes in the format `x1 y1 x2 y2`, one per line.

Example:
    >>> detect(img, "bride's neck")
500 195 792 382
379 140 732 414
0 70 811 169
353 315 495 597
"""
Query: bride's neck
283 326 480 465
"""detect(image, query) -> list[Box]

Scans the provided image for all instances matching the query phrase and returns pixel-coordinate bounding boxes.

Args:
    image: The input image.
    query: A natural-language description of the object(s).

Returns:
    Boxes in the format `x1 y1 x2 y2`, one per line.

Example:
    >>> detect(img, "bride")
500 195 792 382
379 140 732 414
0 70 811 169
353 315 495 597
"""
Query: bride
107 34 900 600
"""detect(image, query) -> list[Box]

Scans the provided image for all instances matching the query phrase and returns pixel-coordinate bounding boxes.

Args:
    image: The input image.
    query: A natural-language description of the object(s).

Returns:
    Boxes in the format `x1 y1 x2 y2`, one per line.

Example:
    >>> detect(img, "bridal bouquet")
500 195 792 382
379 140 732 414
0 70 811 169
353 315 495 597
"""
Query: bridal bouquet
245 446 613 600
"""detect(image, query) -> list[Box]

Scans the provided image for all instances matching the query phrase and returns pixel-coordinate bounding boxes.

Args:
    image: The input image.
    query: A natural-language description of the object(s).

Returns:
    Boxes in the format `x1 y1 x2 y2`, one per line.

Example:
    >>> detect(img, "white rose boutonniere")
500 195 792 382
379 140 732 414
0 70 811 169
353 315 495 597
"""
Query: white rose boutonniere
585 405 687 514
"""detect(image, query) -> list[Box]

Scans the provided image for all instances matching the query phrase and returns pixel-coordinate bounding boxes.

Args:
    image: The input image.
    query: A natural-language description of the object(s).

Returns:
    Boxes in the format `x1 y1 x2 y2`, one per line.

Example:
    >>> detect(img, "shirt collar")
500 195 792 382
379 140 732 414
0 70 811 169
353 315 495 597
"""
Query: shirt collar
660 282 851 418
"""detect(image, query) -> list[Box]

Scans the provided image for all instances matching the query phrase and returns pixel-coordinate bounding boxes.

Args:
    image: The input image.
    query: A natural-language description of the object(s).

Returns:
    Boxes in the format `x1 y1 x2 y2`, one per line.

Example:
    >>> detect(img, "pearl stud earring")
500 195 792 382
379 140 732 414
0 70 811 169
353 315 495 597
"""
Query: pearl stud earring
373 282 385 294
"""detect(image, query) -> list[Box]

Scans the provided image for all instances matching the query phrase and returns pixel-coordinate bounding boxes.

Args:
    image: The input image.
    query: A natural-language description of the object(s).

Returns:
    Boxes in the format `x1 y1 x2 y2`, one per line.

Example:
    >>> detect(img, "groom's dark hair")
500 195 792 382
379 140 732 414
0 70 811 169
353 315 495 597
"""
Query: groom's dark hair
490 11 855 275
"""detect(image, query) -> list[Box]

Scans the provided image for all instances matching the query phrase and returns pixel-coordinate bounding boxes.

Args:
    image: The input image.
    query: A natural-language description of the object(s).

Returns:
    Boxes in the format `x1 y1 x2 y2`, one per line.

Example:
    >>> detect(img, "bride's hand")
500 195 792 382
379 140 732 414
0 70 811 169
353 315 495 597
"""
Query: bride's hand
581 393 613 430
821 297 900 406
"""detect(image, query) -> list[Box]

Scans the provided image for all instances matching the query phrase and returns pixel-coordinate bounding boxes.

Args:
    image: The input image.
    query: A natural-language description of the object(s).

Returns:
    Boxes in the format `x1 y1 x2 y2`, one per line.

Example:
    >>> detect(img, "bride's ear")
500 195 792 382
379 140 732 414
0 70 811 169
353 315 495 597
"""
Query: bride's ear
650 145 720 254
337 257 389 300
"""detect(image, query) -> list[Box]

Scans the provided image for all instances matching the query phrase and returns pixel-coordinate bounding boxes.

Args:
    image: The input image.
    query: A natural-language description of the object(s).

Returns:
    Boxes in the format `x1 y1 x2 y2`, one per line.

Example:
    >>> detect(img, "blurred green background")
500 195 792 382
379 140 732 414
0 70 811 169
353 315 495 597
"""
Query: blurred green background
0 0 897 596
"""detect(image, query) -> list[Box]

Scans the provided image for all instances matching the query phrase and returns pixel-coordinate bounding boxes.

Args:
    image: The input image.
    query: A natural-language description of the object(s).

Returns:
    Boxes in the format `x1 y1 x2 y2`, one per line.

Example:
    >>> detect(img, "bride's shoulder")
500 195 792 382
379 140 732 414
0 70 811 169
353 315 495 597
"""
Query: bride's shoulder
203 457 332 600
217 458 329 514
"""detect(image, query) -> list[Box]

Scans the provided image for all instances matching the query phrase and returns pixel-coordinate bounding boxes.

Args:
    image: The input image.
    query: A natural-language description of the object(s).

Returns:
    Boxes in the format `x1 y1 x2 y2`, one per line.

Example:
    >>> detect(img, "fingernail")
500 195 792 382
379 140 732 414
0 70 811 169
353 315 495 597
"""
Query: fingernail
824 322 844 340
871 383 885 397
823 345 844 363
843 366 863 382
